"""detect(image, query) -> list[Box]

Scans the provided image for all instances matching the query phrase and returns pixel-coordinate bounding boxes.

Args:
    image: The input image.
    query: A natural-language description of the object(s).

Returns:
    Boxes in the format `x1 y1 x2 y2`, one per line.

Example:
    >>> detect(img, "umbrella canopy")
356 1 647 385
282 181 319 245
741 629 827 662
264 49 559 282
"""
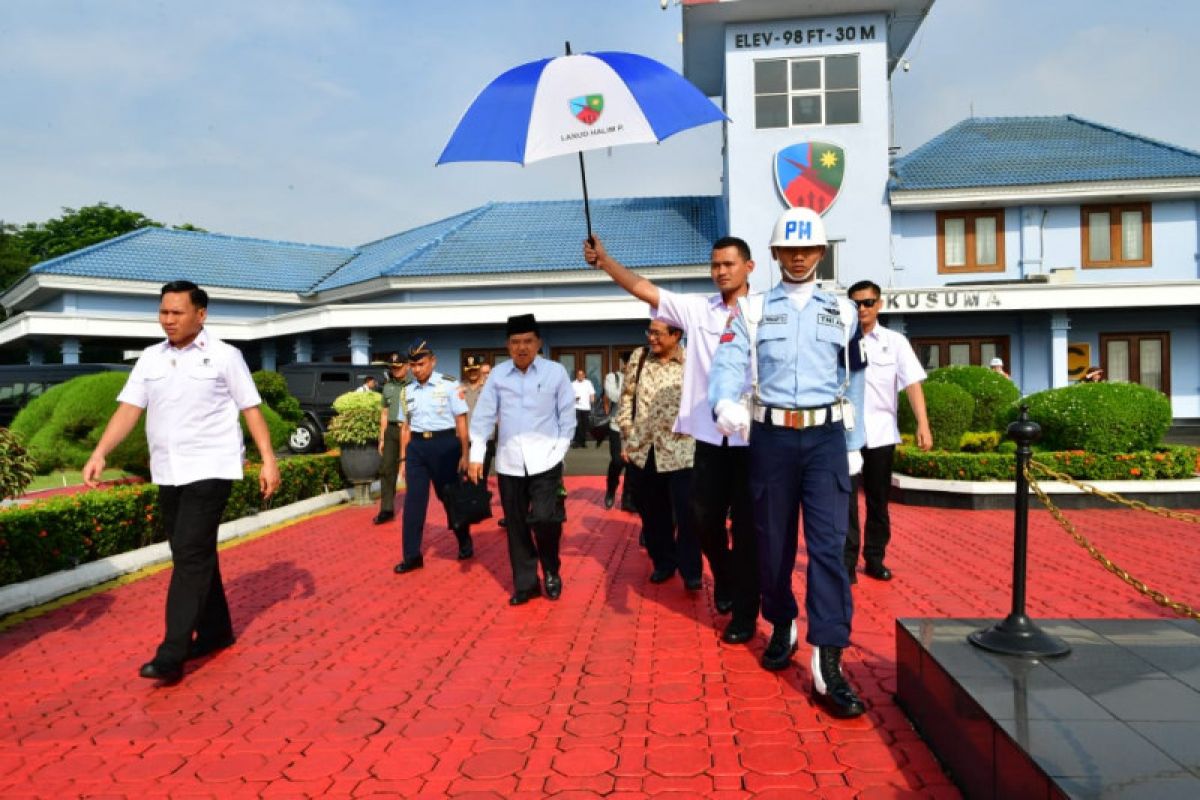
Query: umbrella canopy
438 50 726 166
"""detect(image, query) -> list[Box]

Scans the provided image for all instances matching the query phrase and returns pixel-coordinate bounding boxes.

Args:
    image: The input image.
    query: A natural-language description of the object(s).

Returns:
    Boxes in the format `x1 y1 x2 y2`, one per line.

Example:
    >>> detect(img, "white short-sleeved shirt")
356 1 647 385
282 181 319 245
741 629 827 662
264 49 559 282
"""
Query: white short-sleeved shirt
572 379 595 411
117 329 262 485
652 288 747 447
861 324 927 448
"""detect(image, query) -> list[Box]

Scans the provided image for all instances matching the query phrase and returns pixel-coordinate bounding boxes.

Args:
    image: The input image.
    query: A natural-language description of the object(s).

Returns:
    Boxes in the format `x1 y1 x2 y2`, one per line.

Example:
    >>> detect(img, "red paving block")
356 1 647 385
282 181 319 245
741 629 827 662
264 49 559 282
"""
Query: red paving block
2 479 1196 797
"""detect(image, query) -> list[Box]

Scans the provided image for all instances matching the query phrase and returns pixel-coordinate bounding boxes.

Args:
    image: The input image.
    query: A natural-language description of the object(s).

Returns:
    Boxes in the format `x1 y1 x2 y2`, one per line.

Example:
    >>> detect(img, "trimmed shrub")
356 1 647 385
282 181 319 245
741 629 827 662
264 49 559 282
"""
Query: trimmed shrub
325 390 380 447
959 431 1002 453
925 365 1019 431
1 427 35 500
893 445 1197 482
10 372 149 476
0 455 345 585
899 381 973 452
241 404 290 461
998 382 1171 453
253 370 303 425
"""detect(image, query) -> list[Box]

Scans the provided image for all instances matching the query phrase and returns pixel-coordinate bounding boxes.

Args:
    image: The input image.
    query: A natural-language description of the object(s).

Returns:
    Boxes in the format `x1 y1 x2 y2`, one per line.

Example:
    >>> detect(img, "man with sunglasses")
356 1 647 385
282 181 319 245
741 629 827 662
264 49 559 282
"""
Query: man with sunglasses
844 281 932 585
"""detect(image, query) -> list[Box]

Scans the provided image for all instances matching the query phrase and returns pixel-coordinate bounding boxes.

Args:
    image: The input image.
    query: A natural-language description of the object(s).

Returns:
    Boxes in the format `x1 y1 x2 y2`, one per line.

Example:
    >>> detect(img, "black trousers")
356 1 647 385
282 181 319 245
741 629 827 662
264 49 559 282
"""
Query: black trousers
499 463 565 594
845 444 896 569
402 434 471 561
605 428 631 505
632 448 700 581
573 410 589 446
691 439 758 623
379 422 401 513
155 479 234 667
482 439 496 479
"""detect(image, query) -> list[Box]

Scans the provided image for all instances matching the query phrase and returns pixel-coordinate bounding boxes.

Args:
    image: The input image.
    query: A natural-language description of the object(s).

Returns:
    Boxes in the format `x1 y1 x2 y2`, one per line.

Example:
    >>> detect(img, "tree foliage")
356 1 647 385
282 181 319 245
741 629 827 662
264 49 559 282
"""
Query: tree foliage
0 203 206 294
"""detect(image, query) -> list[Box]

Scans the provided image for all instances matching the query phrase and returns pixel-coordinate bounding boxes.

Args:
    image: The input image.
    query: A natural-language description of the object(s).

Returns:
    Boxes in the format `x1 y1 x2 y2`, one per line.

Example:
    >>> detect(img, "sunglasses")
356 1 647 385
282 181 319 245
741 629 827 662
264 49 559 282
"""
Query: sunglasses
852 298 880 309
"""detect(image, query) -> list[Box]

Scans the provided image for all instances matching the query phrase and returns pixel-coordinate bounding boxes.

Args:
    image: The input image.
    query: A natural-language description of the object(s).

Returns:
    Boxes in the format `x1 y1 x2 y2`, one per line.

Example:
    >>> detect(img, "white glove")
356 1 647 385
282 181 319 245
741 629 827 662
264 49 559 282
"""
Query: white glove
847 450 863 476
714 399 751 440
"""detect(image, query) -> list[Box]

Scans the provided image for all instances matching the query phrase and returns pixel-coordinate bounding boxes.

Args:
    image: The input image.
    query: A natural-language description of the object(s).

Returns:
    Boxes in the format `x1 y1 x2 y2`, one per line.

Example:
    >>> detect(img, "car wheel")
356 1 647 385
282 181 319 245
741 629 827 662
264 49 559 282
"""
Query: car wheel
288 421 322 454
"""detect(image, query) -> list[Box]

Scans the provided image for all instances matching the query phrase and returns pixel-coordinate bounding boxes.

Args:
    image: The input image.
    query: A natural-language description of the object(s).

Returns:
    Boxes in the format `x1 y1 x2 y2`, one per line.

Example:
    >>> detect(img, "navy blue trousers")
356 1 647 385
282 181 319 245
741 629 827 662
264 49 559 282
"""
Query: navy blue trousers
402 434 470 560
749 420 854 647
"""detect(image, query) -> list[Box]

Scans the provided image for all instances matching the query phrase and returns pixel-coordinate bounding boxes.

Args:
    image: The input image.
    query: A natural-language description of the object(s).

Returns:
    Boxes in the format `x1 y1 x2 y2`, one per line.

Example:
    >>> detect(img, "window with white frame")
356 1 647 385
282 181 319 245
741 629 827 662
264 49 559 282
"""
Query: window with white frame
754 55 860 129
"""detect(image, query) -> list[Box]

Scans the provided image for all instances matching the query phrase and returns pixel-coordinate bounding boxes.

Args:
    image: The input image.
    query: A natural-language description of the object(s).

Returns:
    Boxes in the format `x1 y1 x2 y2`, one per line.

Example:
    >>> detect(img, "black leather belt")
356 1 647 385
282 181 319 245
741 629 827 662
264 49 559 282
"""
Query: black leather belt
414 428 455 440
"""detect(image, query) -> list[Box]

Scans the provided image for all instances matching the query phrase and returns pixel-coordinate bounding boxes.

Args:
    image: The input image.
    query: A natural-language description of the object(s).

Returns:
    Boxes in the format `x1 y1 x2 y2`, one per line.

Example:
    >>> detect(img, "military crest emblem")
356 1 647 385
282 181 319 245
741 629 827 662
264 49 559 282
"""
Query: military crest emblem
570 94 604 125
774 142 845 213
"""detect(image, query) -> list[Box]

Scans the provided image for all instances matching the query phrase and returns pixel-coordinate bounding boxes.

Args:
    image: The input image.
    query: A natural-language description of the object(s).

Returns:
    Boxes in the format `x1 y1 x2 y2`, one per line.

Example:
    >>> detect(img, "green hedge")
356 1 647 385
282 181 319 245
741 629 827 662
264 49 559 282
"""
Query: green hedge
1 427 35 500
242 405 290 461
925 365 1019 431
252 370 303 425
899 381 973 451
998 382 1171 453
11 373 150 476
893 445 1197 482
0 455 345 586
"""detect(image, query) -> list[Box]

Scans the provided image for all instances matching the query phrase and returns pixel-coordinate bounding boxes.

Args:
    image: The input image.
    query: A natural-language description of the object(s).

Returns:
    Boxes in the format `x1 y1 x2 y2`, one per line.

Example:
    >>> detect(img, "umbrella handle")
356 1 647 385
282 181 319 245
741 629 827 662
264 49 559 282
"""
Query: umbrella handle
578 151 594 245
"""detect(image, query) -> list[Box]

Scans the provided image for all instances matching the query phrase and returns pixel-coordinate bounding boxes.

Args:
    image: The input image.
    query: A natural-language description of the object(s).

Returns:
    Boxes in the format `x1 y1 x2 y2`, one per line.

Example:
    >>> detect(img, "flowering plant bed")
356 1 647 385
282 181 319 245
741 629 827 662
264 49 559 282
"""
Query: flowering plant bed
893 445 1198 482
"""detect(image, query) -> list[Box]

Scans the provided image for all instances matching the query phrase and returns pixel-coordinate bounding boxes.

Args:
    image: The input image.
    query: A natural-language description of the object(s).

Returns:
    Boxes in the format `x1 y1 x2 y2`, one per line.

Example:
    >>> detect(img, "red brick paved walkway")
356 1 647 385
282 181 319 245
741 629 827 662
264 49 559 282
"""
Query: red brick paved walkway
1 477 1196 798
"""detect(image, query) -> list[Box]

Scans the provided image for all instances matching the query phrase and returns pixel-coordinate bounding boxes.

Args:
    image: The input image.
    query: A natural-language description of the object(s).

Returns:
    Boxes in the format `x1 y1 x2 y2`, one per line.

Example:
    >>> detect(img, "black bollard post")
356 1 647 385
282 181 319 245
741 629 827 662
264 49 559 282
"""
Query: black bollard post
969 405 1071 658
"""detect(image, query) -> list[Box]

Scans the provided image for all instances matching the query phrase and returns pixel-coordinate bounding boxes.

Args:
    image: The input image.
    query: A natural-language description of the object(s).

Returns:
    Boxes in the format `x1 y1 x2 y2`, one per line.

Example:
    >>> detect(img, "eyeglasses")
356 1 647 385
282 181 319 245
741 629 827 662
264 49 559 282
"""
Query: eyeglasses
645 329 676 339
852 298 879 309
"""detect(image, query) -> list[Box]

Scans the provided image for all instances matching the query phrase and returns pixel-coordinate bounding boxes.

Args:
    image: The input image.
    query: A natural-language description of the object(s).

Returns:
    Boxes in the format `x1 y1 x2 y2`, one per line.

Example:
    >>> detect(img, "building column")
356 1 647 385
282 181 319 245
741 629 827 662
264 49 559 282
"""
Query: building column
60 337 81 365
887 314 907 336
27 344 45 365
349 329 371 366
293 336 313 364
261 341 277 372
1050 312 1070 388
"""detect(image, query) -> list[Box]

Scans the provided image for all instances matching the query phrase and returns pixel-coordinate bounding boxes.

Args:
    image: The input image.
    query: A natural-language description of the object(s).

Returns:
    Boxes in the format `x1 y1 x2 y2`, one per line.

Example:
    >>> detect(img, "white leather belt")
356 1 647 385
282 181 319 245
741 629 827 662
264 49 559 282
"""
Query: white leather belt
752 403 842 430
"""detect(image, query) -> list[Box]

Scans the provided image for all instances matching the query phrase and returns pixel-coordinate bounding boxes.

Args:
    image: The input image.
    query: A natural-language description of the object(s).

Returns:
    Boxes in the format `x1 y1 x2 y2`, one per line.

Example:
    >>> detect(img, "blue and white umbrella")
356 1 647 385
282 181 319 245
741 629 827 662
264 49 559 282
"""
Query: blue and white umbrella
438 45 726 236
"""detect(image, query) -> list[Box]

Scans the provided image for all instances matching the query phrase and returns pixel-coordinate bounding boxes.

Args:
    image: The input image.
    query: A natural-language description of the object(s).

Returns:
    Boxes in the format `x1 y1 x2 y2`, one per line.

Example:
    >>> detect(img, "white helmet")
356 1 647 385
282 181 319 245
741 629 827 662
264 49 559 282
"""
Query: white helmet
770 206 828 247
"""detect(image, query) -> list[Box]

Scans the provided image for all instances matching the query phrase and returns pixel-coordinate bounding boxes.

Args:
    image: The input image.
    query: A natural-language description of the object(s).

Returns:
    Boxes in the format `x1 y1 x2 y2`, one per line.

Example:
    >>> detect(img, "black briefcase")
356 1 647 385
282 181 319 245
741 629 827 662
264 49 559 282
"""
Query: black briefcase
442 478 493 529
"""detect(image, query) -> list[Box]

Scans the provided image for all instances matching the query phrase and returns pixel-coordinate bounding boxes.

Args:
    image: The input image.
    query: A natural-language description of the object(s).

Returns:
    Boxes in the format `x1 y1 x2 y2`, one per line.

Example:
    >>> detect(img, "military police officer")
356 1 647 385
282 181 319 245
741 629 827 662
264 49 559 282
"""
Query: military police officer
374 354 410 525
394 339 475 573
708 206 869 718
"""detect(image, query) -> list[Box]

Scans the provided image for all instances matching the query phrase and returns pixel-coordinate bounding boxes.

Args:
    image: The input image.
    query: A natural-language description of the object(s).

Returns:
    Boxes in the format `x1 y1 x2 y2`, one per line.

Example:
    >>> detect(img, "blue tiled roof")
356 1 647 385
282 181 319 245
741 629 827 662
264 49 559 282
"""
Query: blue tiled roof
26 197 722 297
313 196 723 292
891 115 1200 191
29 227 355 293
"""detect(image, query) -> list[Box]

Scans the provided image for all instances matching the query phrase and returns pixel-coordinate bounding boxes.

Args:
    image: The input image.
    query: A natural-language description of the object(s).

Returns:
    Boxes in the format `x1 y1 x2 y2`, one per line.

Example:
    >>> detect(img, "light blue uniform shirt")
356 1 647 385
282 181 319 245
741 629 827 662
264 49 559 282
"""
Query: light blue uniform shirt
708 285 867 451
468 356 576 477
403 372 468 432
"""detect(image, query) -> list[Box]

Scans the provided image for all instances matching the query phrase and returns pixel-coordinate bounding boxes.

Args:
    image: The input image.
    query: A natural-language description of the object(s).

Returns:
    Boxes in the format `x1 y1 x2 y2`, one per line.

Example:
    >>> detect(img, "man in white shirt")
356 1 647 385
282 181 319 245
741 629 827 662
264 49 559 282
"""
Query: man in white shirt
584 235 760 647
468 314 576 606
570 369 595 448
83 281 281 684
844 280 933 583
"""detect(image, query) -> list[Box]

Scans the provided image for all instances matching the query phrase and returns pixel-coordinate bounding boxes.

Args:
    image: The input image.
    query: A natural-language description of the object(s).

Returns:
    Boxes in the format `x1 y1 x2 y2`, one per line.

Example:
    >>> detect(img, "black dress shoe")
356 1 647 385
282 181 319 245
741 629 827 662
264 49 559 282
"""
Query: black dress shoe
761 621 798 671
847 567 858 585
714 597 734 615
139 661 183 683
544 573 563 600
188 634 235 660
393 557 424 574
509 586 542 606
649 568 675 584
864 562 893 581
811 646 866 718
457 544 474 560
721 618 755 645
372 511 394 525
683 577 703 592
497 518 507 528
604 493 615 510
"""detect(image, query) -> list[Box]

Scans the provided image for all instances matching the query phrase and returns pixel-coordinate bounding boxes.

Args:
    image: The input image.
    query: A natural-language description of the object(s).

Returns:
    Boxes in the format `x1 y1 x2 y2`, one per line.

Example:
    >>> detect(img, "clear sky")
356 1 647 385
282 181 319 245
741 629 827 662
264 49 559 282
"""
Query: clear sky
2 0 1197 247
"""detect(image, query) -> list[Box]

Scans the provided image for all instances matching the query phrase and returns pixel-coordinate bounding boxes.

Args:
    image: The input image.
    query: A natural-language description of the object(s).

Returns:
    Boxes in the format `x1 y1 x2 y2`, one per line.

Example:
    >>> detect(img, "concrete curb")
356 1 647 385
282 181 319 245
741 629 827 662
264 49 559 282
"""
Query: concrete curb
0 484 370 617
892 473 1200 510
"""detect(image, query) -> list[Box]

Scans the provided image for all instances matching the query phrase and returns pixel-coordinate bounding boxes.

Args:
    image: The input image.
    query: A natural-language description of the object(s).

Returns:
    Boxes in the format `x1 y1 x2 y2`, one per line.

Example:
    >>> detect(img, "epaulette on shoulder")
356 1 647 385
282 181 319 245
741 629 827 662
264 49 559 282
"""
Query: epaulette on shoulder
441 374 458 383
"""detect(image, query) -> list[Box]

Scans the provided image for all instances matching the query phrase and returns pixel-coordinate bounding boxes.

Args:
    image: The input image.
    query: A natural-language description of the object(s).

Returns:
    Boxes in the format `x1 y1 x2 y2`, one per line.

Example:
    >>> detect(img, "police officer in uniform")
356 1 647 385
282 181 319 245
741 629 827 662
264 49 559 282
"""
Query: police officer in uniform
394 339 475 573
374 354 410 524
709 206 869 718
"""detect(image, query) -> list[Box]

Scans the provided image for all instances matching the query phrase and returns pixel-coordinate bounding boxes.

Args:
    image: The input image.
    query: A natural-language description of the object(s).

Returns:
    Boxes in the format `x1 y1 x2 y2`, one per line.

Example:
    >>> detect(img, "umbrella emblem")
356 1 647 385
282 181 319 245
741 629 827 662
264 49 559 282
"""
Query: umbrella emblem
570 94 604 125
774 142 845 214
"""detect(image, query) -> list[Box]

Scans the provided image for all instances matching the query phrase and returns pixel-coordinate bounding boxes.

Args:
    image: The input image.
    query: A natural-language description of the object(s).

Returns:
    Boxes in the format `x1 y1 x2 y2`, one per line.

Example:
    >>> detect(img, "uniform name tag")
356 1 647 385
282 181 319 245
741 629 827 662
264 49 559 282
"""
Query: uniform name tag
761 314 787 325
816 313 843 328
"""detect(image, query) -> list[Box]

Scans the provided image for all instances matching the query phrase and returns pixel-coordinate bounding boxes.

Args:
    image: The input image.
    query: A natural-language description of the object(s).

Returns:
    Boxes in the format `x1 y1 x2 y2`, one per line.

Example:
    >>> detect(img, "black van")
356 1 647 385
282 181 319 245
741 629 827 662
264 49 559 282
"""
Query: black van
0 364 132 427
277 362 386 453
